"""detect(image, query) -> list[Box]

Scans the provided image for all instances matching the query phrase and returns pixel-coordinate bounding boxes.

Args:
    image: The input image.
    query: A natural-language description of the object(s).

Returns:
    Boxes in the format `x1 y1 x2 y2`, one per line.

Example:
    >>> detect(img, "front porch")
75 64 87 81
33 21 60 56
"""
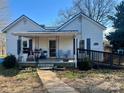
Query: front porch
19 58 75 69
13 31 78 68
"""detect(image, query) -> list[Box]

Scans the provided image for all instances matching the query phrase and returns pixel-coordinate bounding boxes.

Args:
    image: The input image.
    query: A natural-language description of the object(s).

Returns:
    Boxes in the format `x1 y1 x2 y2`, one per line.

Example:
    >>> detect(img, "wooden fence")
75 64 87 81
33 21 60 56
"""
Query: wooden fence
77 48 124 69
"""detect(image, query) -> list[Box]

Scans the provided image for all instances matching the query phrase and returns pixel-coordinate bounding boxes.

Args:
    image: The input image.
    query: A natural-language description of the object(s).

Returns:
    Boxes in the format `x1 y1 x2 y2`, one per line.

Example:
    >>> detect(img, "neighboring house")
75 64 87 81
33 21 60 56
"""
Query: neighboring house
2 12 106 64
0 33 6 56
104 40 112 53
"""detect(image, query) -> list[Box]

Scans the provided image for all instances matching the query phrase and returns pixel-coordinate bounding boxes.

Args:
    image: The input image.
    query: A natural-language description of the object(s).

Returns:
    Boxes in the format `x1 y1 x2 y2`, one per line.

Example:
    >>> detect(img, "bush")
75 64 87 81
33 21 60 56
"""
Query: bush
78 57 92 70
2 55 18 69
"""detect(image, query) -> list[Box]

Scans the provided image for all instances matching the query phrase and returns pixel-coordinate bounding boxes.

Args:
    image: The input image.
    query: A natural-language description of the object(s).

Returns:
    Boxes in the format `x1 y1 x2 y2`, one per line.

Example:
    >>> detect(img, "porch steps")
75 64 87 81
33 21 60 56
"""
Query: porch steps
38 63 54 70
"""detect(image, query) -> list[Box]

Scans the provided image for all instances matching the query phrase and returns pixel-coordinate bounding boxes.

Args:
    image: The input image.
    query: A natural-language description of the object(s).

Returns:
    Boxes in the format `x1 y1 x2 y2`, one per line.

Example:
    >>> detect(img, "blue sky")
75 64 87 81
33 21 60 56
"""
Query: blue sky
9 0 123 27
9 0 73 26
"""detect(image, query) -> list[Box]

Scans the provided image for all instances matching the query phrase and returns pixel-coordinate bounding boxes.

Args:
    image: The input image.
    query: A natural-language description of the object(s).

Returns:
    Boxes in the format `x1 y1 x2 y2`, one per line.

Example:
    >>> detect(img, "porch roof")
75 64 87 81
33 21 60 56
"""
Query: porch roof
12 31 78 37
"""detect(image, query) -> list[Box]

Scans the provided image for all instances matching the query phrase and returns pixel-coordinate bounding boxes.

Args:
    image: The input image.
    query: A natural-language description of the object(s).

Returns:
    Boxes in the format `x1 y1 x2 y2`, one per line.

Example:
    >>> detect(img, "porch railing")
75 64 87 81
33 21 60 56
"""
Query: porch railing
77 48 124 69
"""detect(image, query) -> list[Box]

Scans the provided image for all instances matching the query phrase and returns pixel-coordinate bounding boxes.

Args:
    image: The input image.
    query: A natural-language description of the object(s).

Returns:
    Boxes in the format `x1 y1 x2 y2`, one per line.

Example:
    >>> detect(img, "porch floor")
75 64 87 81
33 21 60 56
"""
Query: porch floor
20 58 75 63
19 58 76 69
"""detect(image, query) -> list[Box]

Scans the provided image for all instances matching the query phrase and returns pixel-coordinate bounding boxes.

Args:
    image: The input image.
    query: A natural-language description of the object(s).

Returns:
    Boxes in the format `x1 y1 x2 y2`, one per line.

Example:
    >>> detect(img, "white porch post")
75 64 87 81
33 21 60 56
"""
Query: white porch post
74 36 77 68
57 36 59 58
20 37 23 57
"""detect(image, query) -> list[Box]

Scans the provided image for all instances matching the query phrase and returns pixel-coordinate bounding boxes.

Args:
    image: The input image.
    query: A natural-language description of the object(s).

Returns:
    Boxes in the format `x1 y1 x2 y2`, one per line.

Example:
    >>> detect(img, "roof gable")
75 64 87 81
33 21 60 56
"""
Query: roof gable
2 15 45 33
57 12 106 31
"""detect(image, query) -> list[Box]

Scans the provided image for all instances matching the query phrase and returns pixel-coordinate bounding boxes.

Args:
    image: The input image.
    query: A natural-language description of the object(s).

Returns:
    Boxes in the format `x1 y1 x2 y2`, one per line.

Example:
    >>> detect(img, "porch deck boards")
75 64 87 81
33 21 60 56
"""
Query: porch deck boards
20 58 75 63
19 59 75 69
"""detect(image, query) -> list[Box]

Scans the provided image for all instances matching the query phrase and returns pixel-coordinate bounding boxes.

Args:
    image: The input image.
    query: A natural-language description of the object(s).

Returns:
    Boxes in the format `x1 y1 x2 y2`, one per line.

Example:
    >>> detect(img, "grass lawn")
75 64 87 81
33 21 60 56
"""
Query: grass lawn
0 65 46 93
56 69 124 93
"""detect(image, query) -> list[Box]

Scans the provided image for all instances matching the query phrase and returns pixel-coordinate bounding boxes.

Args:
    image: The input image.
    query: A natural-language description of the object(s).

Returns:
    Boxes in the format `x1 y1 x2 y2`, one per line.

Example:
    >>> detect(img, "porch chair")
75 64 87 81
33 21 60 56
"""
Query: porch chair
22 54 28 62
58 50 64 59
66 50 71 58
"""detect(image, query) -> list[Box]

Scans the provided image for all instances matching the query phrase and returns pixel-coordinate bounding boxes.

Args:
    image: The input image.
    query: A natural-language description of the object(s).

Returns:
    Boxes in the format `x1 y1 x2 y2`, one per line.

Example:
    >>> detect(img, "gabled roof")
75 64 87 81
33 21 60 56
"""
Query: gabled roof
2 12 106 33
57 12 106 31
2 15 45 33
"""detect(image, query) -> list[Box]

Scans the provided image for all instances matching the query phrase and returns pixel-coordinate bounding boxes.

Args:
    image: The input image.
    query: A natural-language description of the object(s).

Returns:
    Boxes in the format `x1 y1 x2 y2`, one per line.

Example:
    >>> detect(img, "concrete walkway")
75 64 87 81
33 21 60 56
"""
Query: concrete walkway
37 70 79 93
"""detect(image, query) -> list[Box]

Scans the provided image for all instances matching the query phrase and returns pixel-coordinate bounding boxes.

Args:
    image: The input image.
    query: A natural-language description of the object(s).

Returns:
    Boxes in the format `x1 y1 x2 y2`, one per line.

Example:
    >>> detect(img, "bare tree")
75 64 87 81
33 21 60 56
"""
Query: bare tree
57 7 76 24
0 33 6 55
0 0 10 30
0 0 9 55
57 0 116 26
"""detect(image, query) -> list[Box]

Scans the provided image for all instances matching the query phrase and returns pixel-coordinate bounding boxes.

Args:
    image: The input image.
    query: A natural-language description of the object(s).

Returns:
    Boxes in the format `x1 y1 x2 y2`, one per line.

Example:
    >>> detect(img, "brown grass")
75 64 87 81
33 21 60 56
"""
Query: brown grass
56 69 124 93
0 66 46 93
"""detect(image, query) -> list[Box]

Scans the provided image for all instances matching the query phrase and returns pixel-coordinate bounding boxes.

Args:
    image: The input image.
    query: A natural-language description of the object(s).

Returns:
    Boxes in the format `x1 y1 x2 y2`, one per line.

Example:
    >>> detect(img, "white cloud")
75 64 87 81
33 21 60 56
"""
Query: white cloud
104 27 115 40
104 27 115 35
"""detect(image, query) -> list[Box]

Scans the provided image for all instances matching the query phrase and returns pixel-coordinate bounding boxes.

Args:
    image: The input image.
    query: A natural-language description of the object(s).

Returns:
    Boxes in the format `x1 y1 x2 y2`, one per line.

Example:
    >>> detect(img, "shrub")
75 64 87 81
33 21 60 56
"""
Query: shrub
78 57 92 70
2 55 18 69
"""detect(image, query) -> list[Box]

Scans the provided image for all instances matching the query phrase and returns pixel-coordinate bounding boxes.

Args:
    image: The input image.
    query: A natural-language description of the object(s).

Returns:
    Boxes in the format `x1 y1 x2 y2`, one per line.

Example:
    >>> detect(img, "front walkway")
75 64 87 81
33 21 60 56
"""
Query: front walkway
37 70 79 93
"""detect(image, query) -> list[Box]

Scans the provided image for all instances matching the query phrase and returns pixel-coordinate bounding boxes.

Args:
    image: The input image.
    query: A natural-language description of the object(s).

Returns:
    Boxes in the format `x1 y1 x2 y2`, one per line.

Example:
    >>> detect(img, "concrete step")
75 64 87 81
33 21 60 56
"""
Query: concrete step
38 63 54 67
38 67 53 70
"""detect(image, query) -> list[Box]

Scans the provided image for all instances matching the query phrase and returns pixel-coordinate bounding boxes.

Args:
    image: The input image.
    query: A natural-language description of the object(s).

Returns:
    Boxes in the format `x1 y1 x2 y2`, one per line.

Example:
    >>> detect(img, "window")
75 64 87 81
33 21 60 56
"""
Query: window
94 42 99 46
23 41 28 53
23 41 27 48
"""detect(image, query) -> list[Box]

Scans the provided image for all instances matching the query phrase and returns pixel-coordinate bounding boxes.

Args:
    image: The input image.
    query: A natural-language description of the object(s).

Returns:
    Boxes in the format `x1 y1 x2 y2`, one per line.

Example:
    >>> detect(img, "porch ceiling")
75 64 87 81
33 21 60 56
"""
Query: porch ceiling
12 31 78 37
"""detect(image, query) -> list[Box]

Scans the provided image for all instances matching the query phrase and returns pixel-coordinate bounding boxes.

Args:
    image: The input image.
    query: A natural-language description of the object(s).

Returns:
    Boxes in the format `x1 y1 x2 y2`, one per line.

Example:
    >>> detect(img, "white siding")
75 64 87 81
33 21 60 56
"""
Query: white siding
6 18 43 57
81 18 103 51
61 17 81 31
32 36 74 58
5 14 104 58
60 16 104 51
59 36 74 58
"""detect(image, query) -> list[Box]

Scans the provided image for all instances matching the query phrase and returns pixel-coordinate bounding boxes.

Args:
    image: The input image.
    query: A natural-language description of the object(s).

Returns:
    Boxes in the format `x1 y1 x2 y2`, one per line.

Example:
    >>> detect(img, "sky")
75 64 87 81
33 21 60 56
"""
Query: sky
8 0 123 27
9 0 73 26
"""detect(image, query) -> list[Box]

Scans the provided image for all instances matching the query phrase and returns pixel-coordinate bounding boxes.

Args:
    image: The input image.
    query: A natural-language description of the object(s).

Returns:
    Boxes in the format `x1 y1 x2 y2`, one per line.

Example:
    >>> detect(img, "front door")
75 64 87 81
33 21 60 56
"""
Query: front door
49 40 56 57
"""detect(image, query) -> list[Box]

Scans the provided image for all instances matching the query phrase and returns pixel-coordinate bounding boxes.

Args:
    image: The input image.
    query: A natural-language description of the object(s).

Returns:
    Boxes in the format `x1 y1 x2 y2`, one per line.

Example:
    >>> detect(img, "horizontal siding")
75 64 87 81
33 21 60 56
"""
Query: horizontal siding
32 36 74 58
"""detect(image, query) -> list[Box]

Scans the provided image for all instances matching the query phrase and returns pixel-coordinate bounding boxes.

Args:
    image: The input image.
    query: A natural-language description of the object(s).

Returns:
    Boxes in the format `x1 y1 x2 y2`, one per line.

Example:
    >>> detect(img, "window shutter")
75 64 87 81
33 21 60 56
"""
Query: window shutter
73 39 75 54
87 38 91 50
17 39 21 55
29 39 32 50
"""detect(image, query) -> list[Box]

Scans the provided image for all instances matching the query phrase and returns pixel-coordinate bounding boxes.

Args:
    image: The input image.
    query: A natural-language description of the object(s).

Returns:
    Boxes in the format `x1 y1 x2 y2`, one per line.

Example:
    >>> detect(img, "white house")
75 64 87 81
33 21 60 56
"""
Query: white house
2 12 106 65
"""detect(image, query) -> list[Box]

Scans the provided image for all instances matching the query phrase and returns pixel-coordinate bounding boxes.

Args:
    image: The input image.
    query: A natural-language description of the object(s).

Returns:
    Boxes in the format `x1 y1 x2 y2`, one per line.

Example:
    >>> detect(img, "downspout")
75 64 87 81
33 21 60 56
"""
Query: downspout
81 15 83 40
80 15 84 49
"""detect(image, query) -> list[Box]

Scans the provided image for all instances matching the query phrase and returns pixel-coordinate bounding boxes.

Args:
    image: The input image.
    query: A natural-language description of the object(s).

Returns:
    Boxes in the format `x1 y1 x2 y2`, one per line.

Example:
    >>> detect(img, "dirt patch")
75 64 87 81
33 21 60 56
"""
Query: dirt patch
0 70 46 93
56 70 124 93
